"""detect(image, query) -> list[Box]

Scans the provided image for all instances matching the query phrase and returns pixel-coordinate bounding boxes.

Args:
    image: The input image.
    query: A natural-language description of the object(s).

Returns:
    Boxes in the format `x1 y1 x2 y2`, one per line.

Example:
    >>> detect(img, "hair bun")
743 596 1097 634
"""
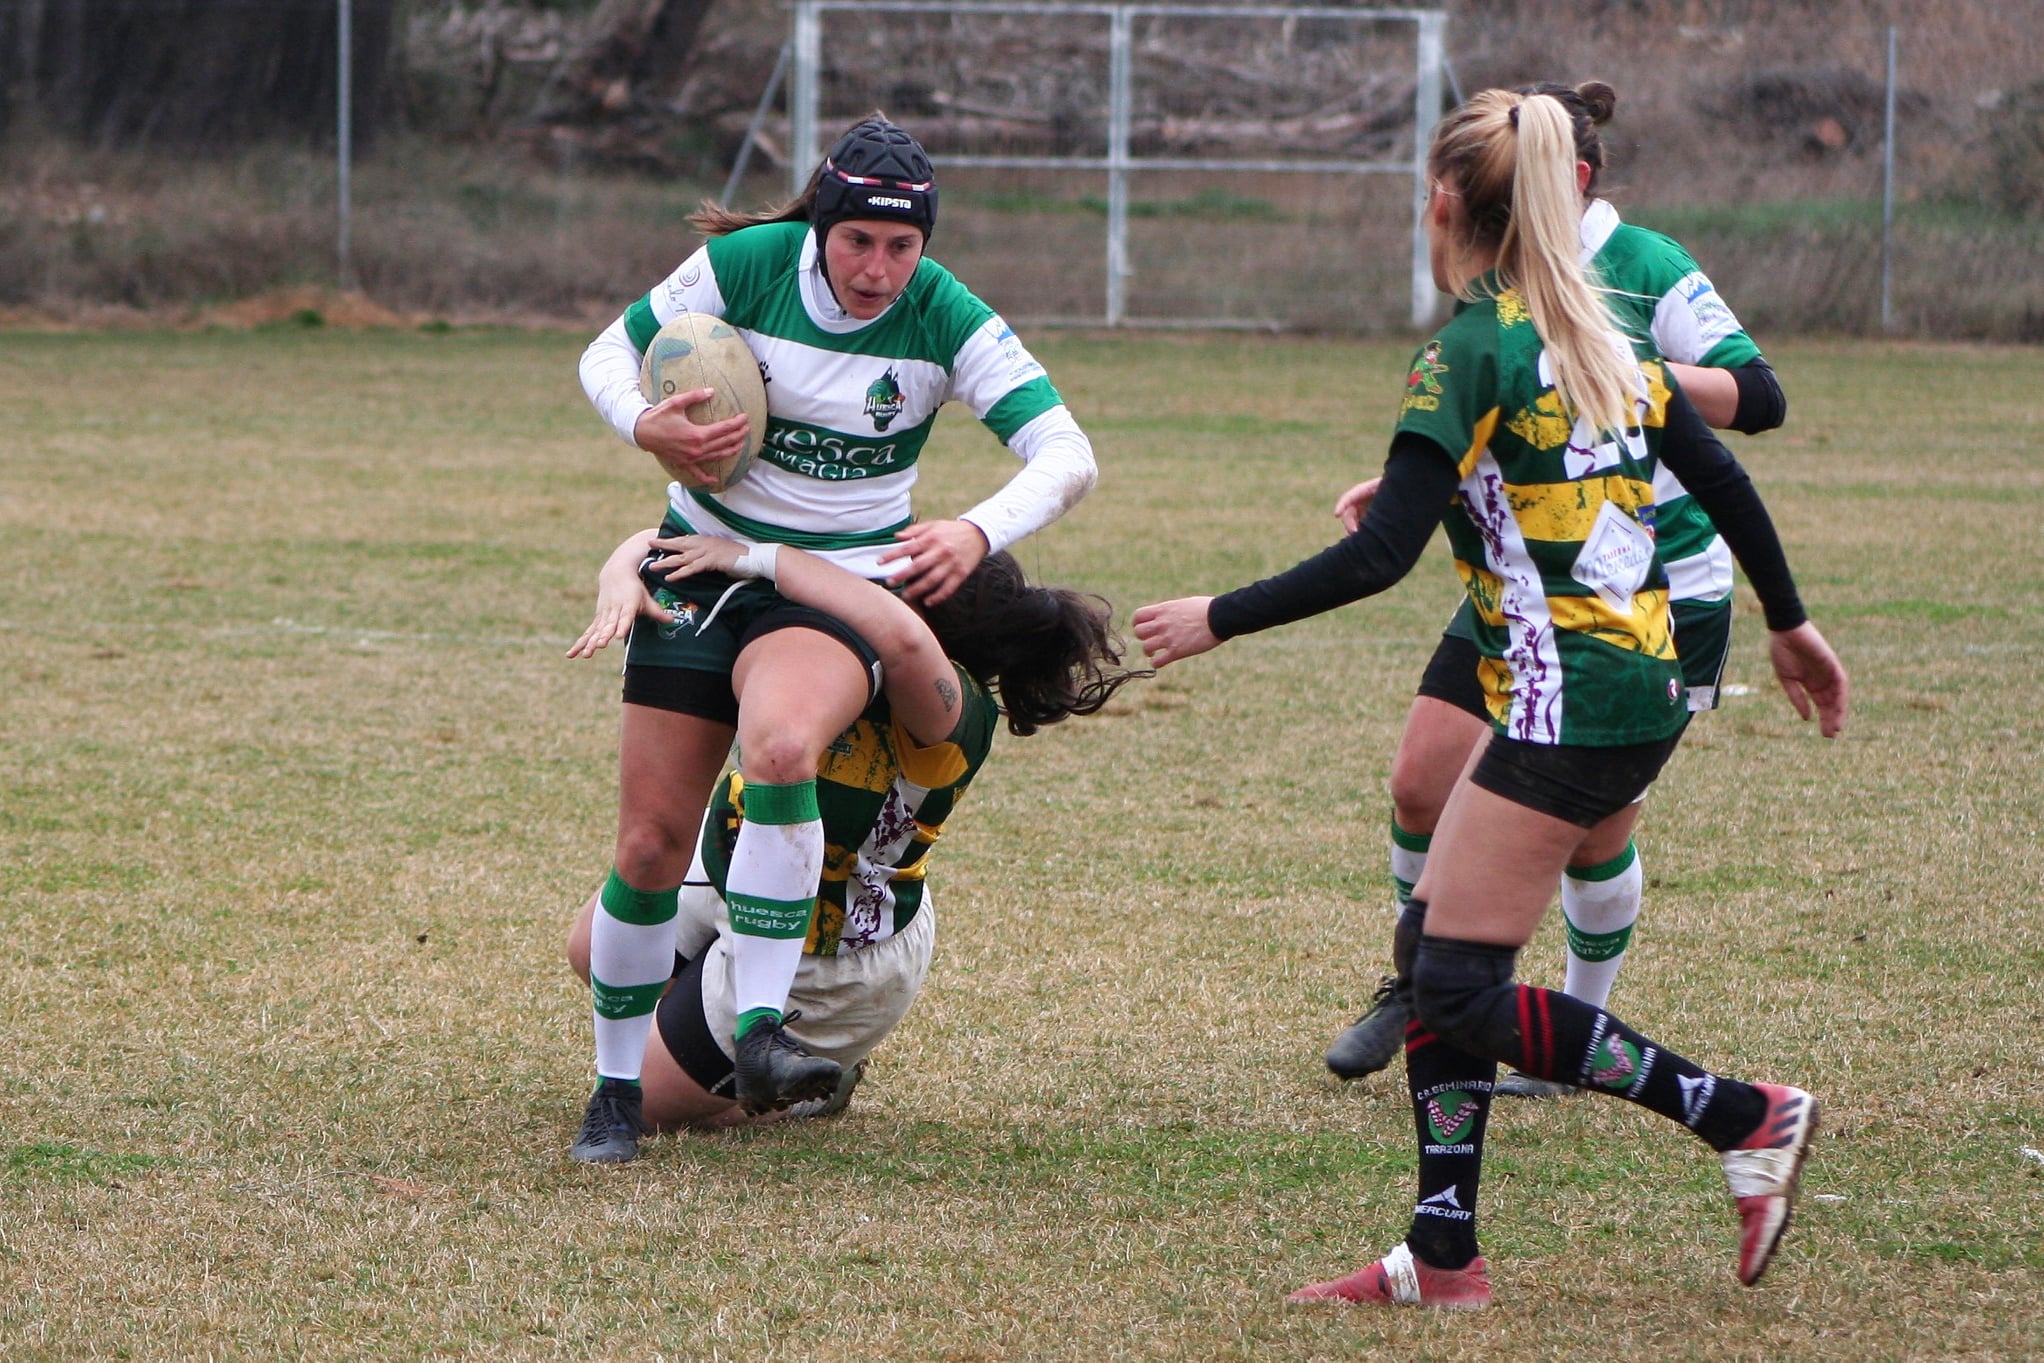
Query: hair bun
1577 81 1618 124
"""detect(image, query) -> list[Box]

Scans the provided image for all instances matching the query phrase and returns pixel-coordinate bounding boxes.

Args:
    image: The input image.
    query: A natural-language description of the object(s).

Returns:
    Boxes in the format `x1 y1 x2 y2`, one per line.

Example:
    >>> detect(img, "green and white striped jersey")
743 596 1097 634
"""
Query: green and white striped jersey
1583 199 1764 604
584 221 1087 577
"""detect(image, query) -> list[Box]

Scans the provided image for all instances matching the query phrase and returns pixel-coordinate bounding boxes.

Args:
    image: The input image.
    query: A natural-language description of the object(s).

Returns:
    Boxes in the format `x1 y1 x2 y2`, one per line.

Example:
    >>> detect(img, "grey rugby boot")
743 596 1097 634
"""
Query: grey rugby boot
785 1057 868 1120
1324 975 1413 1080
569 1077 648 1163
1492 1068 1581 1099
733 1015 842 1115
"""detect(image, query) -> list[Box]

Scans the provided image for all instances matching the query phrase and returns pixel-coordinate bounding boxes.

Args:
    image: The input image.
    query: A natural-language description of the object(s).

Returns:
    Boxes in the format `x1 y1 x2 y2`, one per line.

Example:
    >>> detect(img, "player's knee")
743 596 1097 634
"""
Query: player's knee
1410 935 1521 1056
1388 760 1449 832
736 730 824 786
612 822 696 889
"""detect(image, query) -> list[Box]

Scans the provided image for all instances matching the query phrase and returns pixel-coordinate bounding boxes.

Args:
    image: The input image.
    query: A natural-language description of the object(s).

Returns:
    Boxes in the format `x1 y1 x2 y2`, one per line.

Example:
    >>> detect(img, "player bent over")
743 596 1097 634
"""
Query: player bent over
564 530 1142 1151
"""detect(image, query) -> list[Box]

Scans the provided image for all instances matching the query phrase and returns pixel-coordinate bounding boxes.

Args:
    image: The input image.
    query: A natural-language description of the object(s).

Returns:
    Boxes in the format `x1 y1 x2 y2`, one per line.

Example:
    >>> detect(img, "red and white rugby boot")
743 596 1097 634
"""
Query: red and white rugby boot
1287 1242 1491 1310
1721 1083 1819 1285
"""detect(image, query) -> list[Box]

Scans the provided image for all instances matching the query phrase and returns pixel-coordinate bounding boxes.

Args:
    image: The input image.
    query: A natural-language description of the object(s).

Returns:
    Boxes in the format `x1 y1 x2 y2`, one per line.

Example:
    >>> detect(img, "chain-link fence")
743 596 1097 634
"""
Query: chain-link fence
1 0 2039 339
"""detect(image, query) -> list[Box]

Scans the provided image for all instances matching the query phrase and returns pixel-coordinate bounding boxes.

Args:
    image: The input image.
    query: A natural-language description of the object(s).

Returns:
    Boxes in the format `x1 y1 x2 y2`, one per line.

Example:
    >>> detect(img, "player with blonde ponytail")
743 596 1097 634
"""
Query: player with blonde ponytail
1327 81 1794 1098
1135 88 1847 1308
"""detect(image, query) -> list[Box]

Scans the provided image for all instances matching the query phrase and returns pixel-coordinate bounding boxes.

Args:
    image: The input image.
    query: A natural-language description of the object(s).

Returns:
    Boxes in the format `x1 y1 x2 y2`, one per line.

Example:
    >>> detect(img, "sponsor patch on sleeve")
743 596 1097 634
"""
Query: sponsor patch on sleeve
1675 270 1740 348
985 314 1046 384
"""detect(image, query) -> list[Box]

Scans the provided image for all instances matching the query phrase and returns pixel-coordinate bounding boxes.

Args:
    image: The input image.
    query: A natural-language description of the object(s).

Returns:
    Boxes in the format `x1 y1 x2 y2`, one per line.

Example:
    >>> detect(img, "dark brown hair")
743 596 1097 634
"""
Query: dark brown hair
920 551 1148 737
1512 80 1618 196
686 162 823 239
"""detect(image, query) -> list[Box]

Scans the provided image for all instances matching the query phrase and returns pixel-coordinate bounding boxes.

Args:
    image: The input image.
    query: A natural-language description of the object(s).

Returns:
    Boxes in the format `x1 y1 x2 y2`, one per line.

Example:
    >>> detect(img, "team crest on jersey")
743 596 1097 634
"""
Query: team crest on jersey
1408 341 1450 396
864 367 906 432
1401 342 1450 416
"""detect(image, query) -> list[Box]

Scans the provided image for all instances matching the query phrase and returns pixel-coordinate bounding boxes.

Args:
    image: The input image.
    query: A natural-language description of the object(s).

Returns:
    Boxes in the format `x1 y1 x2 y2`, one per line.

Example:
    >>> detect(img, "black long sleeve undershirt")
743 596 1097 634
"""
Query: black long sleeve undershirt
1656 385 1805 630
1207 386 1805 641
1727 357 1788 435
1207 434 1458 640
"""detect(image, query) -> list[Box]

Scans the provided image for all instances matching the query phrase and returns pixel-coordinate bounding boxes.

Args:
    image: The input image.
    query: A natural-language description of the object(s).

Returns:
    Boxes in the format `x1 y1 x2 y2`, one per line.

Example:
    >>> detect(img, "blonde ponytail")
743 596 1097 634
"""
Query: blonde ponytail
1500 97 1636 437
1428 91 1640 438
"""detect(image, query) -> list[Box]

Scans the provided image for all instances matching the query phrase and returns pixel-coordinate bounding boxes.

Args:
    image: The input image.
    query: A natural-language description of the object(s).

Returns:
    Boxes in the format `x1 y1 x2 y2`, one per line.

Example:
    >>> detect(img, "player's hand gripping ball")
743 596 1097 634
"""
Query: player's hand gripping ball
637 313 769 492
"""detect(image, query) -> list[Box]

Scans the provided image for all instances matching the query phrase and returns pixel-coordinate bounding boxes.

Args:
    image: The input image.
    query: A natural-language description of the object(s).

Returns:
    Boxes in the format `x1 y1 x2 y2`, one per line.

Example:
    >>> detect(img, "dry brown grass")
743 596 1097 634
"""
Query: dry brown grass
1 328 2040 1359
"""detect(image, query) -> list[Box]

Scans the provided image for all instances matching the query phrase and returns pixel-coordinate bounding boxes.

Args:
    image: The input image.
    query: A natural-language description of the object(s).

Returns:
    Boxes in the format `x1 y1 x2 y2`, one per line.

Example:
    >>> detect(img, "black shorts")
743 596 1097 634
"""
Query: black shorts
1468 729 1686 828
621 561 883 727
655 953 738 1099
1671 596 1733 710
1415 629 1490 723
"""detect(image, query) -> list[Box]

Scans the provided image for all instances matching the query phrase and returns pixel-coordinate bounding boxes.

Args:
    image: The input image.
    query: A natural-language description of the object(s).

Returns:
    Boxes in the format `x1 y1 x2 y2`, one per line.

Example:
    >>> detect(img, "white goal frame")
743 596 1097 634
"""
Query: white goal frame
787 0 1447 329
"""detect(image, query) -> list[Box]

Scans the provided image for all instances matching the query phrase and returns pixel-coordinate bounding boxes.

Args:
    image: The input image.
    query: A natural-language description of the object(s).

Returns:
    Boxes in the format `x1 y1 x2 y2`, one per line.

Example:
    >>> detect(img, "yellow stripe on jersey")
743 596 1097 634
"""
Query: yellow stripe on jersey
890 715 970 789
1641 360 1671 426
1455 408 1502 480
1504 474 1658 544
1477 655 1514 726
1456 561 1508 628
1505 390 1572 451
816 721 898 794
1549 589 1677 658
1457 567 1670 654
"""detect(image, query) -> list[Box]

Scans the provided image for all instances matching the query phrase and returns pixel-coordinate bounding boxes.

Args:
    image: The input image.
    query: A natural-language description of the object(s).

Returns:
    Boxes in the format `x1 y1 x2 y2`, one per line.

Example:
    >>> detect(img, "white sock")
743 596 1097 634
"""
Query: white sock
724 780 824 1029
1391 818 1431 911
1560 841 1642 1010
588 870 678 1082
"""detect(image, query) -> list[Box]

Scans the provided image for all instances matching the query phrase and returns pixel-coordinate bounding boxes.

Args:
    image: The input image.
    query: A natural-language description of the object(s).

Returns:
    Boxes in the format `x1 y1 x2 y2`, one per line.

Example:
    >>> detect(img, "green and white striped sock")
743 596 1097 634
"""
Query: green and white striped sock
1561 841 1642 1010
589 867 678 1082
1391 816 1431 911
725 778 822 1036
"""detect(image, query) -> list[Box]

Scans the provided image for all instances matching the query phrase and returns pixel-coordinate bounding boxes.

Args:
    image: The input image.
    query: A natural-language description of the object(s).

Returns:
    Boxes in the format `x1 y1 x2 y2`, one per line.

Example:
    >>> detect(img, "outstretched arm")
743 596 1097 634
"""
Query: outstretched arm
647 535 963 746
1134 434 1458 668
565 529 670 659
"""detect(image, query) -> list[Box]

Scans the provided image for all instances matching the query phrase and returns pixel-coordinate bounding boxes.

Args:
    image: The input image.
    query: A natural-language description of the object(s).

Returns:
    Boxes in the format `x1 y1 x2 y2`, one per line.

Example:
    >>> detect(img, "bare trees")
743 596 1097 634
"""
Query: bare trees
0 0 398 148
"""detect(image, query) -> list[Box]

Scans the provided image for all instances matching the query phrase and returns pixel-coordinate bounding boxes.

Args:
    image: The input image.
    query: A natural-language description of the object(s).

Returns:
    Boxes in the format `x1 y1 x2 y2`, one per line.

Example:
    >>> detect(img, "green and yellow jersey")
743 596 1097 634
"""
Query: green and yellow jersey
701 663 999 955
1395 281 1688 746
1584 199 1765 604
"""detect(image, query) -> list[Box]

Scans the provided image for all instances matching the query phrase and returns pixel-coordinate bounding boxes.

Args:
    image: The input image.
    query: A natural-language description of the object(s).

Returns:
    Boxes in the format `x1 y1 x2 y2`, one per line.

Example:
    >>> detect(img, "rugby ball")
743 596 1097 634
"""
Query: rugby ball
637 312 768 492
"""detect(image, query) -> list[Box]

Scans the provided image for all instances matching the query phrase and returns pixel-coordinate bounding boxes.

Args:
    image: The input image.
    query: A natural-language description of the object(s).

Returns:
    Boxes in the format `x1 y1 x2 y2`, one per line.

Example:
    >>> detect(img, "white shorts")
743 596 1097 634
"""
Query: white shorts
681 873 936 1069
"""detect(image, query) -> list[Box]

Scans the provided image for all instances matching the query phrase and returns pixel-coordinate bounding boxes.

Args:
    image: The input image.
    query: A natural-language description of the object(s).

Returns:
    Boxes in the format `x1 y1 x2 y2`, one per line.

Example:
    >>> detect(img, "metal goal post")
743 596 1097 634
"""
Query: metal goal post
787 0 1446 329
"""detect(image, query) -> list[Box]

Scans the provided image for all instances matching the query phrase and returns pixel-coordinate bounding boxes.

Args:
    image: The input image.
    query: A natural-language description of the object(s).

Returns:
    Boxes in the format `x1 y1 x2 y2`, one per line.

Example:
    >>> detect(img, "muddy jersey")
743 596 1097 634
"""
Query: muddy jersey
1584 199 1764 605
619 222 1068 575
1394 281 1688 746
700 664 998 956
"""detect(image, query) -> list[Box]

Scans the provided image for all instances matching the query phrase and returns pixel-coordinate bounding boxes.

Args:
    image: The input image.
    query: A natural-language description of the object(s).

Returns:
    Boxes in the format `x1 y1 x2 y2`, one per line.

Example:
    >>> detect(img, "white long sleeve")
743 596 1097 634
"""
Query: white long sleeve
959 405 1098 553
580 313 653 446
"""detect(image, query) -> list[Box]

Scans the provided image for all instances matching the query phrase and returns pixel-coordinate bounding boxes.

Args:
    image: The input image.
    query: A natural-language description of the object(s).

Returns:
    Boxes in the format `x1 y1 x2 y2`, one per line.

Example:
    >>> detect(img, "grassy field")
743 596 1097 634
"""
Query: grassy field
2 327 2040 1360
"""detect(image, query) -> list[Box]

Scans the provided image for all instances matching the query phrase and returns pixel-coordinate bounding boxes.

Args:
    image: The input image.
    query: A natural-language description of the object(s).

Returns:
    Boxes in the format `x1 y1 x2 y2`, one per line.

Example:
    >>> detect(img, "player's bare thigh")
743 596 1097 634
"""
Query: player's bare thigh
615 703 734 887
1388 695 1491 834
731 627 873 783
1413 786 1639 948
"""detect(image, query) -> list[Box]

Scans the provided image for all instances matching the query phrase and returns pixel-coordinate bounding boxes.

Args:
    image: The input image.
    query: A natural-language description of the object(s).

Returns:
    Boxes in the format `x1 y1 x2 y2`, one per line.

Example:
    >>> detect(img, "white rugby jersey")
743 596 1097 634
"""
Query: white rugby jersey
582 221 1094 576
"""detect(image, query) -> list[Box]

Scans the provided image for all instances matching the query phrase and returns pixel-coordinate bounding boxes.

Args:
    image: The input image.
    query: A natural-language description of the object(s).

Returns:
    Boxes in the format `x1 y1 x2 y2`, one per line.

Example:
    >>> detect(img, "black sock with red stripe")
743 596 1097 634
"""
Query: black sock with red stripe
1412 934 1765 1153
1398 905 1495 1272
